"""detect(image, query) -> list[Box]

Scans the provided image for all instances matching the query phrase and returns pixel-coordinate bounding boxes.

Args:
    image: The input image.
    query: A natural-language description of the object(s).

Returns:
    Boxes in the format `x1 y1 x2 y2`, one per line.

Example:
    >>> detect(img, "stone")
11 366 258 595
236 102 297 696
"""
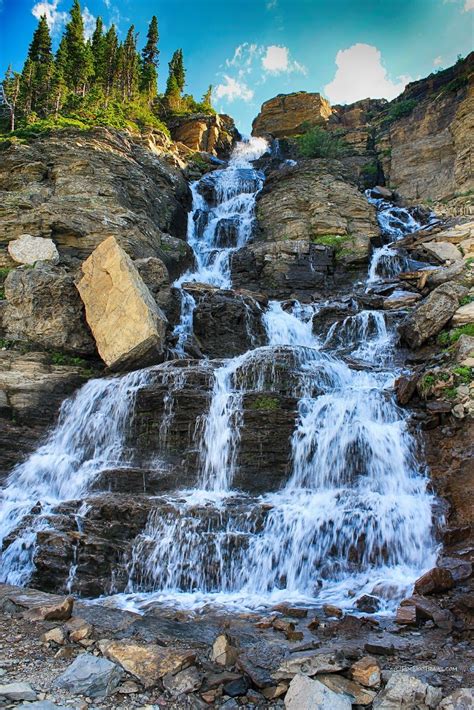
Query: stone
371 186 394 200
170 113 239 156
262 683 288 699
364 641 395 656
211 635 238 667
318 673 376 705
16 702 69 710
273 651 346 680
68 620 93 643
355 594 381 613
400 282 467 348
24 596 73 622
456 335 474 363
323 604 343 618
273 605 308 618
102 640 195 687
350 656 381 688
0 682 38 702
438 556 473 582
41 627 66 645
438 688 474 709
372 672 442 709
273 618 296 633
307 618 320 632
77 236 167 370
422 241 462 263
252 92 333 138
8 234 59 265
395 605 418 625
414 567 454 595
399 595 453 629
284 674 351 710
452 301 474 326
3 264 95 355
54 653 123 698
383 290 422 310
162 666 202 696
395 373 419 405
223 677 248 697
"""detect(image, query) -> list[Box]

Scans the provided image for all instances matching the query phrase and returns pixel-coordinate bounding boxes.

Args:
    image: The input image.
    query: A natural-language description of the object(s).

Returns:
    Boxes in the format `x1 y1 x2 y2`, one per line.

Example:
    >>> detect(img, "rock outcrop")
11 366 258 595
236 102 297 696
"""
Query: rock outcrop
252 92 333 138
0 127 191 268
169 113 240 157
400 282 467 348
77 237 168 370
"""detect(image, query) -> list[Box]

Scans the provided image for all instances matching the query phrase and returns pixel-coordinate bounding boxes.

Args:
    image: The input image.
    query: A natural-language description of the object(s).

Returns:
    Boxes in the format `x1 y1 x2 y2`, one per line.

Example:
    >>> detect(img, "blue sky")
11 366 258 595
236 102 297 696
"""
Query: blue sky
0 0 472 133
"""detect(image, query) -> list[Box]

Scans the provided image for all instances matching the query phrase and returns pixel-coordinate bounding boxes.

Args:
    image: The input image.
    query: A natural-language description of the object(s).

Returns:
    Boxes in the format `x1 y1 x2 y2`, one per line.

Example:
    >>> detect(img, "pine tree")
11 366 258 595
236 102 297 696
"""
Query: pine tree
119 26 140 102
91 16 106 85
103 25 119 104
173 49 185 93
141 16 159 102
18 59 35 119
202 85 213 109
165 49 185 110
2 66 21 131
63 0 89 95
50 38 69 117
27 14 54 116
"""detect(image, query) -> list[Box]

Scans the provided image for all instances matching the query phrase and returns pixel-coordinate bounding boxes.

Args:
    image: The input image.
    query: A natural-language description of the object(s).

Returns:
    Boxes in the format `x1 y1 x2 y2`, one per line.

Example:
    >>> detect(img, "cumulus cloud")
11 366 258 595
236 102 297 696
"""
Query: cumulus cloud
324 44 412 104
226 43 259 72
261 45 307 74
82 6 96 40
32 0 68 35
433 56 443 66
214 75 254 102
464 0 474 10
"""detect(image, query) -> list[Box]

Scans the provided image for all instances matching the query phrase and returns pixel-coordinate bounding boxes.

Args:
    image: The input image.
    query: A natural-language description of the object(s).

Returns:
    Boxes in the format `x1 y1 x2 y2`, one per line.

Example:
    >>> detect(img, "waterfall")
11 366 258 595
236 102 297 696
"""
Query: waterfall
0 139 437 615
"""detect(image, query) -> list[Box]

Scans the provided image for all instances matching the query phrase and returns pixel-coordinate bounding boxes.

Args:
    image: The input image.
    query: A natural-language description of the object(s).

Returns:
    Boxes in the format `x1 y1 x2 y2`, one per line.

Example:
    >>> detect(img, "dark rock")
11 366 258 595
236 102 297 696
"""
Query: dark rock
414 567 455 595
355 595 381 613
395 373 420 405
395 605 418 625
223 677 248 697
364 641 395 656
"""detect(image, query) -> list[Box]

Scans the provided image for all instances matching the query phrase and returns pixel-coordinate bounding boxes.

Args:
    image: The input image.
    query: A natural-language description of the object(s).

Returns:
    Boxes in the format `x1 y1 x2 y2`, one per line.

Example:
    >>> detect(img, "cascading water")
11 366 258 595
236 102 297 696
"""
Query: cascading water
0 139 437 615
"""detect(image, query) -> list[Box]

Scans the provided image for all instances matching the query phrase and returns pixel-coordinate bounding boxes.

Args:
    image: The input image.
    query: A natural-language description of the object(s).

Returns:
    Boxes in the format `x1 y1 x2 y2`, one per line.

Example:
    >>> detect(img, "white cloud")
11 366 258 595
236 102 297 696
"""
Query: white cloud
82 6 96 40
32 0 68 35
261 45 307 75
324 44 412 104
214 75 254 102
433 56 443 66
226 43 259 73
464 0 474 10
104 0 111 7
266 0 278 9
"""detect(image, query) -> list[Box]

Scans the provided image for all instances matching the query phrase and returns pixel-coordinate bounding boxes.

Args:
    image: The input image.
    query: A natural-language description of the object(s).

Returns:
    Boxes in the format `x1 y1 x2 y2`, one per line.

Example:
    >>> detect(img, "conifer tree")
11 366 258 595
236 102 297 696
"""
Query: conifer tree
202 85 213 109
91 16 106 85
18 59 35 118
2 66 21 131
141 16 159 102
119 26 140 101
63 0 90 95
27 14 54 115
165 49 185 110
50 38 69 117
103 25 119 104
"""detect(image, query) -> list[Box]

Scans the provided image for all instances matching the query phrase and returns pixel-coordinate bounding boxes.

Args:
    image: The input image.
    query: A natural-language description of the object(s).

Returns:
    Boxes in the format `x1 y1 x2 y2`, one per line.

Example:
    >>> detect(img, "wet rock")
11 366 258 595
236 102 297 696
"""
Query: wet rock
395 605 418 625
8 234 59 265
350 656 381 688
438 688 474 709
273 604 308 618
364 640 395 656
163 666 202 696
425 261 468 288
284 674 351 710
24 596 73 622
54 654 123 698
211 634 238 667
3 264 95 355
323 604 343 618
383 290 422 310
400 282 467 348
438 556 473 582
355 594 381 613
395 372 420 405
371 186 394 200
414 567 454 595
0 682 37 702
273 618 296 634
307 618 320 632
101 640 195 687
202 671 242 690
318 673 377 705
399 595 454 629
273 651 346 680
77 236 167 370
372 672 442 709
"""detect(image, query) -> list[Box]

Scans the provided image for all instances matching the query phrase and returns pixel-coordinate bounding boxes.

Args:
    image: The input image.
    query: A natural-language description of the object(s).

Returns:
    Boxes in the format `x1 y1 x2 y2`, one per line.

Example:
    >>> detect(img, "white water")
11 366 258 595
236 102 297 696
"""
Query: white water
0 141 437 614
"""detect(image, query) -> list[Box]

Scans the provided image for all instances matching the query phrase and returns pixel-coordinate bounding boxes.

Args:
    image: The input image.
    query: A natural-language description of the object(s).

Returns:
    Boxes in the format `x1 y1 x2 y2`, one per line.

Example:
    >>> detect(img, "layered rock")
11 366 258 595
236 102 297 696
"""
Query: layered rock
77 237 168 370
0 127 192 268
252 92 333 138
169 113 240 157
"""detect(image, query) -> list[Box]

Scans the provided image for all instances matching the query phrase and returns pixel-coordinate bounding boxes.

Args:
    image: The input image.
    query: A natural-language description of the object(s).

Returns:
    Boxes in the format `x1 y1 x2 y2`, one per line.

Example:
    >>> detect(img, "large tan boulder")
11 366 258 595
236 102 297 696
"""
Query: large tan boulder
170 113 239 157
77 237 167 369
252 92 333 138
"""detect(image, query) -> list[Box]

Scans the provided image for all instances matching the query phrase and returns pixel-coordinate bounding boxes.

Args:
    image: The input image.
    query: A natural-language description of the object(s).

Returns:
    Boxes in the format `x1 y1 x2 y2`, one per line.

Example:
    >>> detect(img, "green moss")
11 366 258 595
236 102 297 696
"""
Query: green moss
453 366 473 383
50 352 89 367
444 387 458 400
311 234 350 249
438 323 474 346
250 395 280 411
459 295 474 306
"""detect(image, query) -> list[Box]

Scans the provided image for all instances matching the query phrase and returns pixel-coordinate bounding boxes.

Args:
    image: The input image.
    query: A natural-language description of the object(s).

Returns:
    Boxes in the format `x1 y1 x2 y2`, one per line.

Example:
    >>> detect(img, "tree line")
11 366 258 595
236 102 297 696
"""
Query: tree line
1 0 213 134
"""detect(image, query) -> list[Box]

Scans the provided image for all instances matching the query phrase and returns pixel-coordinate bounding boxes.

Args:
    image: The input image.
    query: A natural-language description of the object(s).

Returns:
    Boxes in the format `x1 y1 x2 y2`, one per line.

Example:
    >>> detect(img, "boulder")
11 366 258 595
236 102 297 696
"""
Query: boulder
0 682 37 702
452 301 474 326
3 264 95 355
284 674 351 710
399 595 454 629
252 92 333 138
273 651 346 680
318 674 377 705
101 640 195 687
350 656 381 688
77 236 167 369
414 566 454 595
162 666 202 696
355 594 381 613
400 282 467 348
24 595 73 621
456 334 474 362
395 605 418 625
170 113 240 157
372 672 442 709
438 688 474 710
211 634 238 667
8 234 59 265
422 241 462 263
54 654 123 698
383 290 421 310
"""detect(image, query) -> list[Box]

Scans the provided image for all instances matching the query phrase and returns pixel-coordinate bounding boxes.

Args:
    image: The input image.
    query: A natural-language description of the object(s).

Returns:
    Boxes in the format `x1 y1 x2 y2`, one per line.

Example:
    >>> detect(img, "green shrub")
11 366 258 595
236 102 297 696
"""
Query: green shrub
296 127 348 159
386 99 417 122
251 395 280 411
438 323 474 346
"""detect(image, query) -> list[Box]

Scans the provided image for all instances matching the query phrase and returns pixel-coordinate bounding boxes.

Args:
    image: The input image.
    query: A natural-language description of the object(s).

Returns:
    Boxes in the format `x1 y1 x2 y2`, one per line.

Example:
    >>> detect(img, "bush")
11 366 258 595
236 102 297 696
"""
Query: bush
296 127 348 159
386 99 417 122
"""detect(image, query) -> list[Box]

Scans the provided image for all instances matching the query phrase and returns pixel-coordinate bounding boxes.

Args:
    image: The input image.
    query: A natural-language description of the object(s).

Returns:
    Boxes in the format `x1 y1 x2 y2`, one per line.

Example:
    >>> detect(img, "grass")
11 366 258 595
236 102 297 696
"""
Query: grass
438 323 474 346
296 126 349 159
453 366 473 384
250 395 280 412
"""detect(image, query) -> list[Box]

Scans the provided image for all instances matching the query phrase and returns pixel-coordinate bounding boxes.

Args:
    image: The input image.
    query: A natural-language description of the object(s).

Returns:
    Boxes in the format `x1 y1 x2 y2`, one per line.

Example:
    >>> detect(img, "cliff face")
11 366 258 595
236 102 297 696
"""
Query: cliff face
251 53 473 206
169 113 240 156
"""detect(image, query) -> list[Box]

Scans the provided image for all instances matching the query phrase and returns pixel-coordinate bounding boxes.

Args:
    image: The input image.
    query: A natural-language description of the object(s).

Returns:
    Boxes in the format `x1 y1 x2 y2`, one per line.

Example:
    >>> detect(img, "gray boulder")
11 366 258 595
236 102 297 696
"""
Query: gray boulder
54 653 123 698
284 674 351 710
400 282 467 348
438 688 474 710
0 682 37 702
373 672 442 709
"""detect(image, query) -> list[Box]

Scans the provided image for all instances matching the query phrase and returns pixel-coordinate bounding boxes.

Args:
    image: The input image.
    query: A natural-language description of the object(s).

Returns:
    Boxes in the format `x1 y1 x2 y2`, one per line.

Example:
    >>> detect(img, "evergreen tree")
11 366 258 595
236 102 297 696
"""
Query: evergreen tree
103 24 119 104
165 49 185 110
50 38 69 117
202 85 213 109
119 26 140 101
91 16 106 85
2 66 21 131
63 0 89 95
18 58 35 119
27 14 54 115
141 15 159 102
